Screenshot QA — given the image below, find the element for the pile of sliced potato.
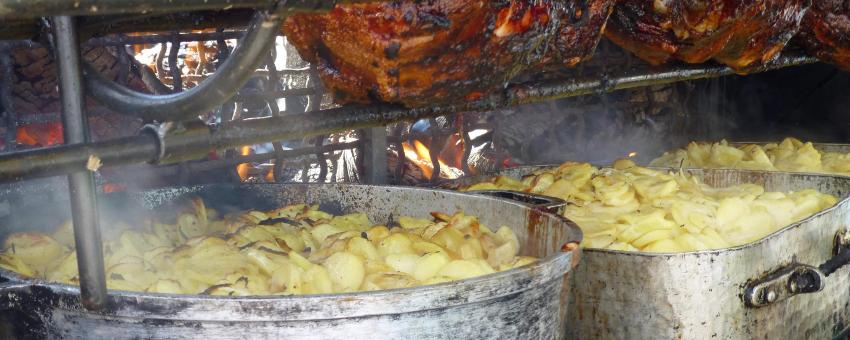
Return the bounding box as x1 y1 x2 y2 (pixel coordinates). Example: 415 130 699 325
0 198 534 295
465 160 838 252
650 137 850 174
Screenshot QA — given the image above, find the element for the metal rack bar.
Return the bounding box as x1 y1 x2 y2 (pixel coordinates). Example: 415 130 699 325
2 9 255 41
87 31 246 47
507 54 817 105
0 0 363 19
53 16 108 311
0 53 818 183
112 140 362 181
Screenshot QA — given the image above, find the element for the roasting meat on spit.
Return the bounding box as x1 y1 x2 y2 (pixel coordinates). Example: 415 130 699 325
604 0 809 71
283 0 615 107
650 137 850 174
798 0 850 71
0 200 534 295
463 160 836 252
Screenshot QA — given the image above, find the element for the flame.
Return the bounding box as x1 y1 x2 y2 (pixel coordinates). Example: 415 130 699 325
236 146 252 181
402 140 435 179
628 152 637 158
401 139 463 180
265 168 275 182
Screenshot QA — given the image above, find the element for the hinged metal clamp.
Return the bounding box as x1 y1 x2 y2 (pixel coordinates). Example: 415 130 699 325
744 229 850 308
141 121 213 165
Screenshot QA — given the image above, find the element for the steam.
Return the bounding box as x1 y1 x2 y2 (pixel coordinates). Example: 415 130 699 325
489 62 850 168
491 85 687 166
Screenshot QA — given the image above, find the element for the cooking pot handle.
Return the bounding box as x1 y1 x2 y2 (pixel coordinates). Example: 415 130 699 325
743 229 850 308
466 190 567 215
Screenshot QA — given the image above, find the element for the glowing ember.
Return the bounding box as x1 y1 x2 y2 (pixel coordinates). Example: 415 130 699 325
17 123 64 147
236 146 252 181
102 183 126 193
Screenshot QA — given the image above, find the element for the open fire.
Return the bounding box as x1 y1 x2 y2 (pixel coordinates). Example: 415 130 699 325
401 139 463 180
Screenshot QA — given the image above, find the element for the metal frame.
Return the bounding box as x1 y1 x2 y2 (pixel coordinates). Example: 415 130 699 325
0 0 374 312
0 52 817 183
53 15 108 310
0 0 823 315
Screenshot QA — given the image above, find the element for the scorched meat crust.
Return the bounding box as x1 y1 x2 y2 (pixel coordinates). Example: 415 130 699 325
798 0 850 71
604 0 809 71
284 0 615 107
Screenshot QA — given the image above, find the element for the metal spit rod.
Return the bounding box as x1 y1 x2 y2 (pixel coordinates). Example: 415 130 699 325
53 16 108 311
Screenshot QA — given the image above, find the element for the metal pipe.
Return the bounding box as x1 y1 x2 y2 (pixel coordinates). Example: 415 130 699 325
53 15 108 311
82 9 284 122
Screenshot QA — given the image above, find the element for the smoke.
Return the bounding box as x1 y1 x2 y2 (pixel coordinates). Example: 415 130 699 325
489 62 850 168
491 84 690 166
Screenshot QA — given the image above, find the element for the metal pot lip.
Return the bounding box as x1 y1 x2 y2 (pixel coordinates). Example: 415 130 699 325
0 183 579 319
0 254 574 319
458 165 850 257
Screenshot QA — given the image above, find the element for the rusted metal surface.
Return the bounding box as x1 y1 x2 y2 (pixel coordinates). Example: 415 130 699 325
0 183 581 339
453 166 850 339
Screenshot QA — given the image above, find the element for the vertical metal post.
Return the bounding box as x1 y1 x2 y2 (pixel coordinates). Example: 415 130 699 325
0 49 17 151
361 127 387 184
53 15 107 311
169 32 183 92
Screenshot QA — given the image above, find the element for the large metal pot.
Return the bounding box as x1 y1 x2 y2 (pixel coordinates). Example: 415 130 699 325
453 166 850 339
0 183 582 339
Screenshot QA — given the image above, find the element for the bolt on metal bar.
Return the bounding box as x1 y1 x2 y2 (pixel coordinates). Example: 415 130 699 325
53 15 108 311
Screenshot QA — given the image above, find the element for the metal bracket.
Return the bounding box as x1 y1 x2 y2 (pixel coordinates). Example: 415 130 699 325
744 229 850 308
